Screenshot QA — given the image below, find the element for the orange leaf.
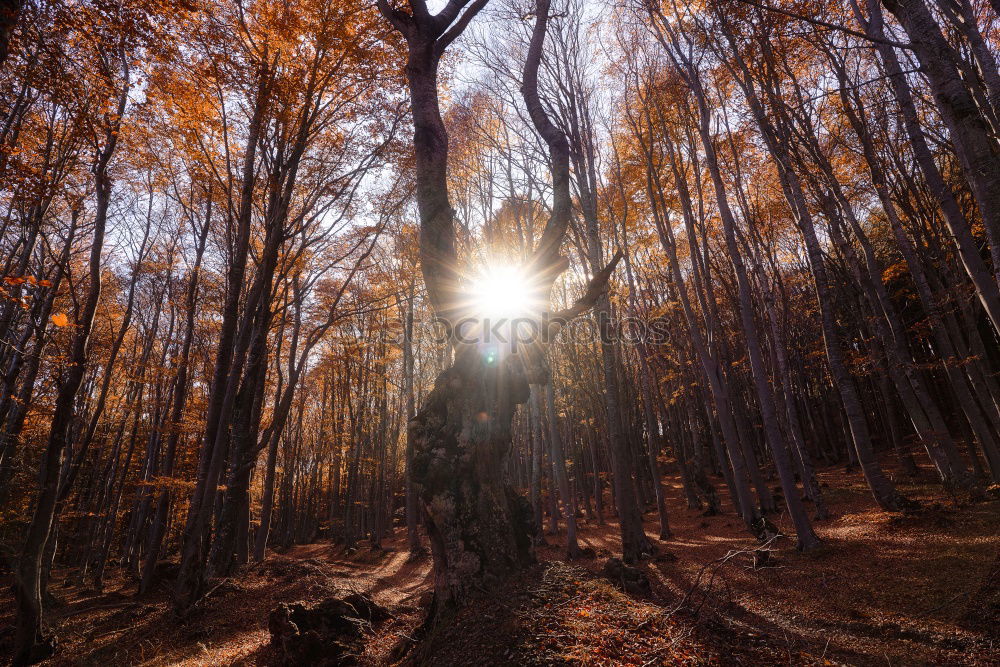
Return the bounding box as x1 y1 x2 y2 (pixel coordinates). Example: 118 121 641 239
51 313 69 327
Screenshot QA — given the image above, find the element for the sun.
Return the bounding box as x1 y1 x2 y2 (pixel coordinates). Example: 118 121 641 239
469 264 539 320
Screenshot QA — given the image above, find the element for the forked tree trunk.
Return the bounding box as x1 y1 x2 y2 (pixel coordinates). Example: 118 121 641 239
378 0 534 613
380 0 625 609
175 62 272 611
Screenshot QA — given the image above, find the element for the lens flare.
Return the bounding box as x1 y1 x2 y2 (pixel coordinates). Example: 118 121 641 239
470 264 537 320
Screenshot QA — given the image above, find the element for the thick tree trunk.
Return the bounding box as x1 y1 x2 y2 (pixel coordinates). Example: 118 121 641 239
379 0 610 610
409 347 534 613
0 0 22 64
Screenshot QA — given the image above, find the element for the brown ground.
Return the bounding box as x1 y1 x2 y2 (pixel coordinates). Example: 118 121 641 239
1 461 997 666
544 464 1000 666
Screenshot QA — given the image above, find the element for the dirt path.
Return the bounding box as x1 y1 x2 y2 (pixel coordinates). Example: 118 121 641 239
282 542 432 609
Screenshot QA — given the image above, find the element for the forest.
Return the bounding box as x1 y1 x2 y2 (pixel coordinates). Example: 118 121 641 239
0 0 998 663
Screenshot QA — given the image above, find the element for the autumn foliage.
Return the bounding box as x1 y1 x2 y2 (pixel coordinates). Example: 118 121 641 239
1 0 1000 664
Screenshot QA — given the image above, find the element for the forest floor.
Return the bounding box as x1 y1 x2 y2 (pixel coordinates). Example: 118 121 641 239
1 461 998 666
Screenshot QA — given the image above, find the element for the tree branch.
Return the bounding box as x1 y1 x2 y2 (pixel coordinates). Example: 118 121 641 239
549 250 623 323
376 0 413 34
437 0 490 55
521 0 573 285
727 0 911 49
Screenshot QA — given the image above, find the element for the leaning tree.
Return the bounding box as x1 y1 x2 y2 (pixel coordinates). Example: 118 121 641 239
376 0 622 614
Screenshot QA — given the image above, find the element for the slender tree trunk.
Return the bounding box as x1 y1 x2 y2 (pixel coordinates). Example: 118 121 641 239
13 176 110 664
544 380 580 556
718 36 904 510
883 0 1000 296
175 63 272 610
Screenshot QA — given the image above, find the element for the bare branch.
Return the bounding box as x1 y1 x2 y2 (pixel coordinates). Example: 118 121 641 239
549 250 624 323
437 0 491 54
727 0 911 49
521 0 573 282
